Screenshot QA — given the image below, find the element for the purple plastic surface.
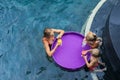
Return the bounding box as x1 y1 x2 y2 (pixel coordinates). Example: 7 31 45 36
52 32 91 70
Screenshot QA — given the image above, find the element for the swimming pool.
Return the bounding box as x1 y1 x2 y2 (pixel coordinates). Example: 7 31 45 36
0 0 100 80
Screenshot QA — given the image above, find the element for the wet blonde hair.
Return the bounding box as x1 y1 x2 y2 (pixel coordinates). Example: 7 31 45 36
86 31 97 41
90 48 100 57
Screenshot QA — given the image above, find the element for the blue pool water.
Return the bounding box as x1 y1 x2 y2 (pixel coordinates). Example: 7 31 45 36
0 0 100 80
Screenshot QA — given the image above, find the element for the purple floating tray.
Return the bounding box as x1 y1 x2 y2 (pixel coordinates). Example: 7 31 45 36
52 32 91 70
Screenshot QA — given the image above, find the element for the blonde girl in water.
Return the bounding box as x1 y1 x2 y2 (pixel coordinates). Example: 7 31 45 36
82 31 102 48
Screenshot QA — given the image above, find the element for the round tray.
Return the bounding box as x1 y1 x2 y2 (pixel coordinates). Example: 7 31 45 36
52 32 91 70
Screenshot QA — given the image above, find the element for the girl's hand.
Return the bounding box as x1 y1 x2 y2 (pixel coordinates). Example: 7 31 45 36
57 39 62 45
56 43 60 47
82 55 87 59
82 50 88 56
57 35 62 39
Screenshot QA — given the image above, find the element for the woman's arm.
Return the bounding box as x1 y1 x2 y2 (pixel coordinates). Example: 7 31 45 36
43 41 59 57
52 29 64 39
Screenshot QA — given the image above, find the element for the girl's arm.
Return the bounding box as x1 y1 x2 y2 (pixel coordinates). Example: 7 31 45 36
90 41 99 48
83 55 95 68
43 41 59 57
82 49 91 56
52 29 64 39
98 60 105 66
